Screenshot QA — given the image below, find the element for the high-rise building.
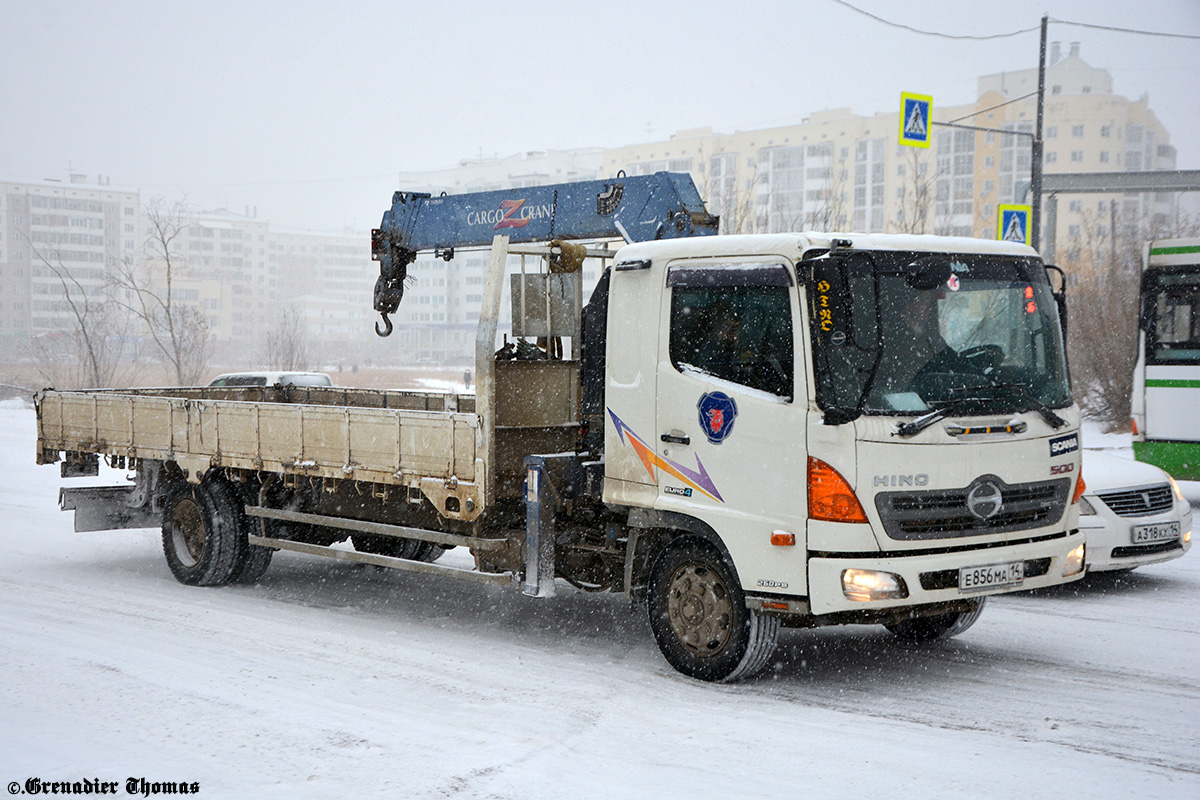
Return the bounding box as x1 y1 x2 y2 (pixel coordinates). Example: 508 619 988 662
603 44 1177 270
0 175 139 343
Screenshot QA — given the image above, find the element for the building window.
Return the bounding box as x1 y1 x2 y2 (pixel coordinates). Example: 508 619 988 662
1052 86 1062 95
1045 152 1058 164
1099 151 1110 163
1070 151 1084 163
1068 225 1081 238
1046 126 1058 139
1101 126 1111 138
1069 200 1082 212
1072 125 1084 137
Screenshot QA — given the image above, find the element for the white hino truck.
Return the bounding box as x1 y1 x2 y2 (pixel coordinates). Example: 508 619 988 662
36 174 1087 681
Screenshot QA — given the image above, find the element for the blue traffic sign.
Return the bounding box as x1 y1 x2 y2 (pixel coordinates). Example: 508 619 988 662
899 92 932 148
998 204 1032 245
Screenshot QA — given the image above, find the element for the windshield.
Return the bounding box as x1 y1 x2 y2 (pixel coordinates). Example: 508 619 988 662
1142 268 1200 364
808 251 1071 418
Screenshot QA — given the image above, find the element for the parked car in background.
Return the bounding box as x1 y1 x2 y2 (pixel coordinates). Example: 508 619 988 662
1079 450 1193 572
208 371 333 388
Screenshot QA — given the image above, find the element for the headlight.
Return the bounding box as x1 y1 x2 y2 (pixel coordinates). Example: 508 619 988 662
1077 497 1097 516
1168 475 1185 504
842 568 908 602
1062 543 1086 577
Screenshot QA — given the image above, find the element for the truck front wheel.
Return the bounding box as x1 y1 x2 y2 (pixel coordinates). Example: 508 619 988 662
162 482 242 586
647 540 779 682
885 598 986 643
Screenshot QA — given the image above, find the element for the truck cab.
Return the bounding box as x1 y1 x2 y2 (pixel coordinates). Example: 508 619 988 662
591 233 1085 675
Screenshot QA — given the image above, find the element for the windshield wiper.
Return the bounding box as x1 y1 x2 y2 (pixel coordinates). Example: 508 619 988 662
893 396 990 437
949 383 1068 429
894 407 952 437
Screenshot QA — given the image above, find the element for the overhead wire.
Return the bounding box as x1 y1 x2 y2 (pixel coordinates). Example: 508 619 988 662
1049 18 1200 41
828 0 1037 39
830 1 1200 42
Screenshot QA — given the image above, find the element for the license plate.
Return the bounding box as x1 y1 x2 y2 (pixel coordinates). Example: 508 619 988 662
1132 521 1180 544
959 561 1024 593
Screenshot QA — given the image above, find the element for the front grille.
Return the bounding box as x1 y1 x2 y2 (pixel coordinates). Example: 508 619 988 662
1111 541 1182 559
876 476 1071 540
1096 484 1174 517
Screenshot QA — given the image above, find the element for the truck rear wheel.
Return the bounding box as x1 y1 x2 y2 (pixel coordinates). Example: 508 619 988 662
885 598 986 642
162 482 242 586
647 539 779 682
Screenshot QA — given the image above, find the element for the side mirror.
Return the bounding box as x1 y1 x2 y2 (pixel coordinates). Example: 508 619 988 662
1044 265 1067 340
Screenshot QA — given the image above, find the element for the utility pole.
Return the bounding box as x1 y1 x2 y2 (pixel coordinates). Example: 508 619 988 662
1032 14 1048 250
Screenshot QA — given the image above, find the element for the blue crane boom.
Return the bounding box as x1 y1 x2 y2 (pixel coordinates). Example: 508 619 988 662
370 171 718 336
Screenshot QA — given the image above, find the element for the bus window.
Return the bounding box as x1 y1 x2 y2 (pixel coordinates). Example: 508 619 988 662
1146 271 1200 364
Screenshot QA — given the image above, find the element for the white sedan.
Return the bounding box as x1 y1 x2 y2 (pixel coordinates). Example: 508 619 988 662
1079 450 1193 572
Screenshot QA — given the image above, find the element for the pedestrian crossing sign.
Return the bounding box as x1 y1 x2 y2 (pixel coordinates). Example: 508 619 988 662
998 204 1032 245
899 92 932 148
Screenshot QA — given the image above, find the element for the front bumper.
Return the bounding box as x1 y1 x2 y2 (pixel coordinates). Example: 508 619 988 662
1080 502 1192 572
807 530 1086 615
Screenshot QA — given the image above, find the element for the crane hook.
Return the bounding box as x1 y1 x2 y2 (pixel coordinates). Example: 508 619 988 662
375 312 393 338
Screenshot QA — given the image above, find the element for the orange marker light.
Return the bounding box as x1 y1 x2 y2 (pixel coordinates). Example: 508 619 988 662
808 457 868 523
770 531 796 546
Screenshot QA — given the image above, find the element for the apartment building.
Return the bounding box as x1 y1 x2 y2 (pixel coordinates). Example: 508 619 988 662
603 44 1176 268
0 175 139 344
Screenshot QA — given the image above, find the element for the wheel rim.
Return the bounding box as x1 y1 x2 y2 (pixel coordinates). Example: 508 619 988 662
170 497 206 567
666 562 733 656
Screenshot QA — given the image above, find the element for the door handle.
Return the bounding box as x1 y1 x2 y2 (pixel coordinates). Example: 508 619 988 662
660 433 690 445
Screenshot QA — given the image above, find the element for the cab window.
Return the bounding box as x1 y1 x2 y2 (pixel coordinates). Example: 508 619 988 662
667 264 794 398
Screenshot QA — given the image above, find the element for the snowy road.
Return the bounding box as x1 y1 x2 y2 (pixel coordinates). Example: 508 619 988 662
1 403 1197 799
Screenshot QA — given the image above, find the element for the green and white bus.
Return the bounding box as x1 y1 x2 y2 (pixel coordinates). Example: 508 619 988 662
1132 238 1200 480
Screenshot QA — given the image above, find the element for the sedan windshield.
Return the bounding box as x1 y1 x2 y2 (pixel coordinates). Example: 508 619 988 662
808 251 1071 419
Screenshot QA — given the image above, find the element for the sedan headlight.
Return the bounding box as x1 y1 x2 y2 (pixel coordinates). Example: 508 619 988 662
1168 475 1186 504
1077 497 1097 516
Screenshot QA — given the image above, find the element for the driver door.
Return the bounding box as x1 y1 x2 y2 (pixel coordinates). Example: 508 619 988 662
653 259 808 591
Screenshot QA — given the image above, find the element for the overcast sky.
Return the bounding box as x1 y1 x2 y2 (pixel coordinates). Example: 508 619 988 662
2 0 1197 232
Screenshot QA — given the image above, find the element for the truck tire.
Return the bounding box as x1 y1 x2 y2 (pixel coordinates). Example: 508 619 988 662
885 598 986 643
202 479 275 584
161 482 242 586
647 539 780 682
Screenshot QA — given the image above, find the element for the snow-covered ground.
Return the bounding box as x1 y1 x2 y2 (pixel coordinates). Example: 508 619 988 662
1 401 1198 798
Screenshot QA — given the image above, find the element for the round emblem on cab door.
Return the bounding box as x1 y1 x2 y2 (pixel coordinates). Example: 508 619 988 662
966 480 1004 520
697 391 738 445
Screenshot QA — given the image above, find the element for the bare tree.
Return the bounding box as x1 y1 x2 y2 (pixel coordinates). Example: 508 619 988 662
1064 204 1200 428
890 149 937 234
266 305 309 370
20 233 141 389
110 198 211 385
804 155 851 232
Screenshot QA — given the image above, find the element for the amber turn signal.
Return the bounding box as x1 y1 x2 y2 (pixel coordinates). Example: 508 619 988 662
808 457 868 523
1071 473 1087 505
